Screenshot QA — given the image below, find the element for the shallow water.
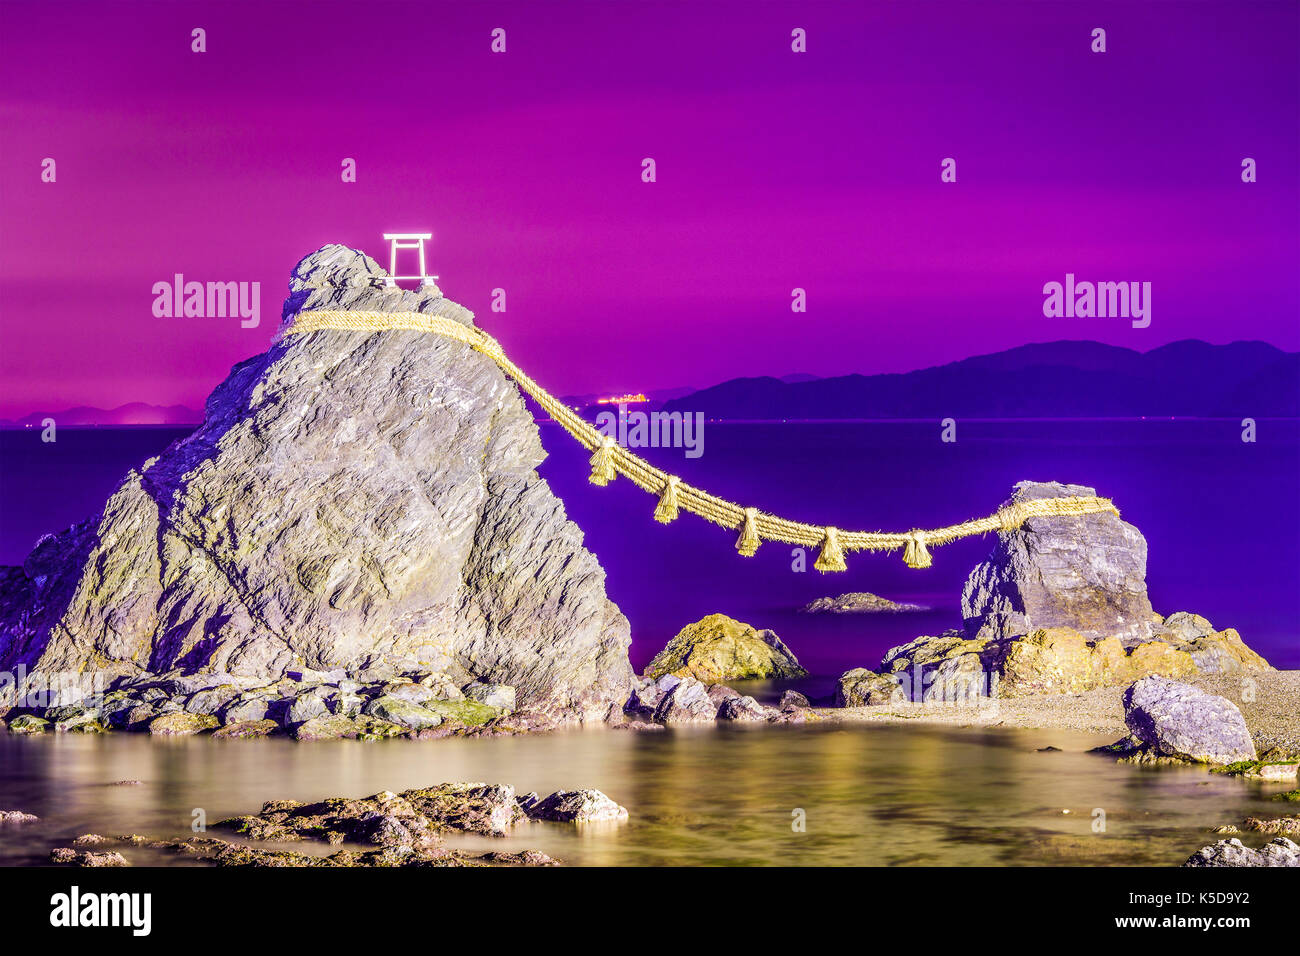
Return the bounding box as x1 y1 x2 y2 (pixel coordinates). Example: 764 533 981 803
0 723 1292 867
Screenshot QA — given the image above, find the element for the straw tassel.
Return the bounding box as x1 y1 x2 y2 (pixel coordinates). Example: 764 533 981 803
902 532 932 569
654 476 681 524
814 526 847 572
735 507 760 556
588 436 618 486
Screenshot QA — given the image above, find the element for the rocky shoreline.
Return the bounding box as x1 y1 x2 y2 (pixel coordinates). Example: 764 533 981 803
37 781 627 868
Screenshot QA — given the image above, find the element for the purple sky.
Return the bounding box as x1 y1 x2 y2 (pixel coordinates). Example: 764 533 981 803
1 0 1296 418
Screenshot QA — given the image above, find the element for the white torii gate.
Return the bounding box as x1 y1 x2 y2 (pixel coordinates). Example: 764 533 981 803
382 232 439 289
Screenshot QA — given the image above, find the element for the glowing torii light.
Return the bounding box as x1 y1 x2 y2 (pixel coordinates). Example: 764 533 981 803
381 232 439 289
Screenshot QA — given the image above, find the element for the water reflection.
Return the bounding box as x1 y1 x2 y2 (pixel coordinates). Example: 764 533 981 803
1 724 1290 867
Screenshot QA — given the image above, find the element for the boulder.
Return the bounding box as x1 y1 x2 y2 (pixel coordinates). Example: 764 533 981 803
527 789 628 823
645 613 807 683
961 481 1154 642
778 690 810 710
1122 676 1256 765
652 677 718 724
463 682 517 713
1184 837 1299 867
286 693 329 725
7 715 48 734
0 244 633 725
148 712 218 736
716 695 774 721
835 668 905 706
291 714 402 740
212 719 279 739
220 696 271 724
362 696 443 731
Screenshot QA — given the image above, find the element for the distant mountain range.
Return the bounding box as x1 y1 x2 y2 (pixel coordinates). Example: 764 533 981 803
663 340 1299 420
0 403 202 428
5 341 1296 427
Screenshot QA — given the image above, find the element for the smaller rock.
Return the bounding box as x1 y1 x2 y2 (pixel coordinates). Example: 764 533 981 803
221 696 271 724
185 685 241 716
0 810 39 823
1184 837 1299 867
1122 676 1256 765
49 848 130 867
778 690 810 710
148 712 219 736
801 592 927 614
527 789 629 824
835 669 904 707
463 682 516 713
286 693 329 725
72 833 112 846
6 714 49 735
212 719 279 739
652 677 718 724
362 695 444 731
716 695 774 722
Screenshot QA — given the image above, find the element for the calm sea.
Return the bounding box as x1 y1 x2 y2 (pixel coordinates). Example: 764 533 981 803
1 420 1296 685
0 420 1296 866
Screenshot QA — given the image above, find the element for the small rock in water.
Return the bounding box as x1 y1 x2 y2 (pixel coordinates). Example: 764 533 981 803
1184 837 1299 867
800 592 927 614
0 810 39 823
49 848 131 867
527 789 628 824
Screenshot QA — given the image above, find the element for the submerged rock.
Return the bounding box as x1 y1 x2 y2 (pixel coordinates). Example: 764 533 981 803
49 848 130 867
645 613 807 683
1121 676 1256 765
800 592 927 614
1184 837 1299 867
0 244 633 726
527 789 628 823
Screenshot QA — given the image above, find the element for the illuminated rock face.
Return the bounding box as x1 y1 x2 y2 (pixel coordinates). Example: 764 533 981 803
961 481 1155 644
0 245 633 724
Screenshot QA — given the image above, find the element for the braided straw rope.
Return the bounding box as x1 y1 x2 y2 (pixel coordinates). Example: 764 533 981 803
282 309 1120 571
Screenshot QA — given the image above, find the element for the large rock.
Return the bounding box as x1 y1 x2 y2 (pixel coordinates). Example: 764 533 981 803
645 613 807 683
0 245 634 725
1122 676 1256 765
961 481 1153 642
